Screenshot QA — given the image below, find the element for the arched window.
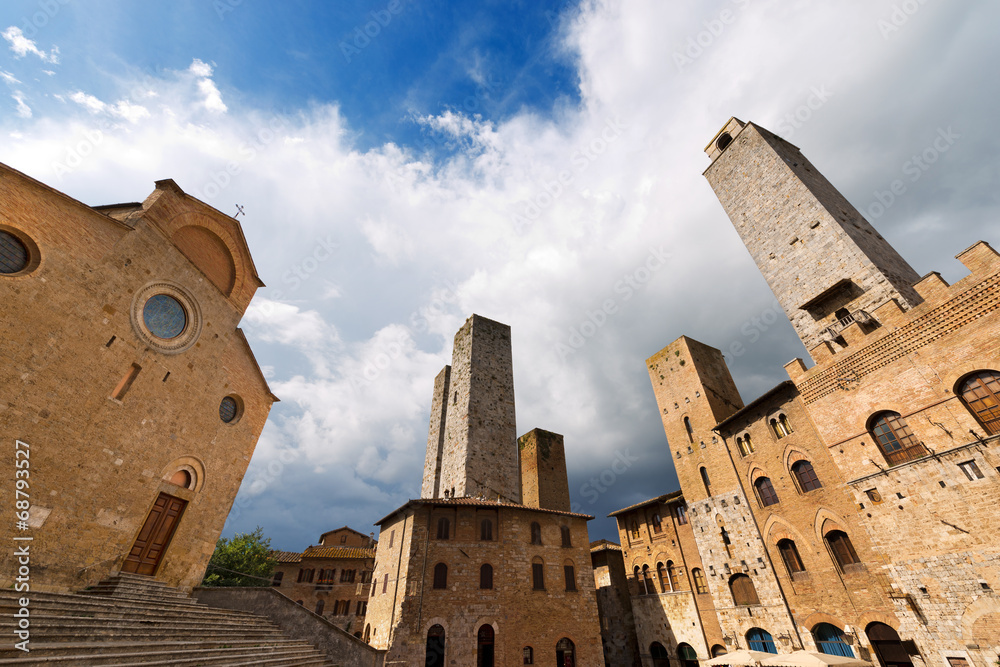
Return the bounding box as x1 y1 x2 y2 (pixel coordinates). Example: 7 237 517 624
712 645 728 657
314 600 324 615
678 643 699 667
532 557 545 590
813 623 853 657
629 521 640 539
481 519 493 541
779 414 792 435
957 370 1000 435
675 504 688 525
433 563 448 589
530 522 542 545
480 563 493 590
436 517 450 540
826 531 861 570
522 646 534 665
737 436 750 457
754 477 780 506
684 416 695 442
651 642 670 667
650 513 662 534
692 567 708 594
426 625 445 667
869 411 926 465
561 525 572 547
729 573 760 606
700 467 711 496
364 624 371 643
866 623 913 667
778 539 805 574
640 564 653 595
656 562 668 591
791 460 822 492
667 560 680 591
746 628 777 654
271 571 283 586
477 624 495 667
556 638 575 666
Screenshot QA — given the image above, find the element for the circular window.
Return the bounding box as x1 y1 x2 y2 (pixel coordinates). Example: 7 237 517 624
131 281 202 354
0 231 29 274
219 396 240 423
143 294 187 339
717 132 733 151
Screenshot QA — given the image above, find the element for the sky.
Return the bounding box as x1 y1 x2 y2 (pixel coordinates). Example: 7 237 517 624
2 0 998 550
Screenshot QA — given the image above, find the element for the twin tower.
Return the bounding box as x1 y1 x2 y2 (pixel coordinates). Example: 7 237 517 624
420 314 571 512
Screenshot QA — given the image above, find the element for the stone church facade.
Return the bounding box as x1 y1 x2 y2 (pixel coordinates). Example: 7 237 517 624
0 162 276 593
610 119 1000 667
365 314 603 666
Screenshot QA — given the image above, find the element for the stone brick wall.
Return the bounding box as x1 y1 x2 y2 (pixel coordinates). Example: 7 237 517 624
421 365 451 498
519 428 571 512
438 315 519 502
704 122 921 353
370 501 603 666
592 544 643 666
0 164 274 593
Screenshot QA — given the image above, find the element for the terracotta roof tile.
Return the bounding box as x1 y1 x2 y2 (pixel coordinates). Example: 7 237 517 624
302 546 376 560
271 551 302 563
607 490 683 517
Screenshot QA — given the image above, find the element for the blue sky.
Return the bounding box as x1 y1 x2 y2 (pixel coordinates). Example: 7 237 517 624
3 1 999 552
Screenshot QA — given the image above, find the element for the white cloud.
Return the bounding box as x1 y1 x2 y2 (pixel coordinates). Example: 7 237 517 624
2 26 59 63
0 70 20 85
69 91 105 113
12 92 30 118
188 59 214 78
109 100 150 123
189 59 227 113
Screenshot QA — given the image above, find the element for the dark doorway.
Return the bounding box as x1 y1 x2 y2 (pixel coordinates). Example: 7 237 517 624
651 641 670 667
477 624 495 667
121 492 187 576
426 624 445 667
866 623 913 667
556 637 575 667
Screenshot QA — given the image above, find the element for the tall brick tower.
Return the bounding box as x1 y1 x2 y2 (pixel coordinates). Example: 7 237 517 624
420 314 519 502
703 118 922 355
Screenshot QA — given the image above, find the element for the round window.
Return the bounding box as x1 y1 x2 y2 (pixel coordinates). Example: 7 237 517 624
142 294 187 339
219 396 240 423
0 230 29 274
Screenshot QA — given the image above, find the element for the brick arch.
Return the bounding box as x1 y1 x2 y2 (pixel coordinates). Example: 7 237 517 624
782 445 811 471
172 225 236 296
423 617 450 637
813 508 848 544
960 595 1000 641
947 365 1000 397
747 466 769 486
801 611 849 633
762 515 811 548
857 612 900 634
164 211 248 301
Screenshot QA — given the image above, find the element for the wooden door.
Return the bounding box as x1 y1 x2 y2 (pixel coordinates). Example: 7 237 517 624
121 492 187 576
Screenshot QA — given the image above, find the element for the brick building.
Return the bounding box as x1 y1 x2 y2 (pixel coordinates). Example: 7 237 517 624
0 162 276 592
365 314 603 666
270 526 376 636
610 119 1000 667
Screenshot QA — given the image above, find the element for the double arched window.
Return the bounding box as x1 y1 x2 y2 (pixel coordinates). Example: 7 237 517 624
657 562 668 592
736 433 755 457
692 567 708 594
868 412 926 465
770 414 792 438
650 513 662 534
957 370 1000 435
791 460 822 492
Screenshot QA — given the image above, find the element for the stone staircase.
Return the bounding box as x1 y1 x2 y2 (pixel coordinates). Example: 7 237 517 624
0 572 336 666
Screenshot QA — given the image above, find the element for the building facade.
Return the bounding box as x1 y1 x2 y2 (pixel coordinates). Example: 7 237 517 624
366 314 603 666
0 163 275 593
611 119 1000 667
271 526 376 636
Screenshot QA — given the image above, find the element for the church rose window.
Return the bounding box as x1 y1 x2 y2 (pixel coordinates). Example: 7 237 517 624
219 396 239 423
0 230 29 273
143 294 187 339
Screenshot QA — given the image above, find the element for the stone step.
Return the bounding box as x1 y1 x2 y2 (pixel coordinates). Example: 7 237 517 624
0 624 288 643
0 643 332 667
0 614 278 632
81 584 191 599
0 638 309 659
0 591 258 619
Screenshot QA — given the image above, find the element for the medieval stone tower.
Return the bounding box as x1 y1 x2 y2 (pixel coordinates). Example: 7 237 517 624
420 314 520 502
703 117 923 354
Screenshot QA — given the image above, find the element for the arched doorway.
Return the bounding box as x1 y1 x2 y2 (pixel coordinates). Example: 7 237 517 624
651 641 670 667
813 623 853 657
866 623 913 667
711 645 728 657
426 624 445 667
477 624 495 667
678 643 699 667
556 637 575 667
